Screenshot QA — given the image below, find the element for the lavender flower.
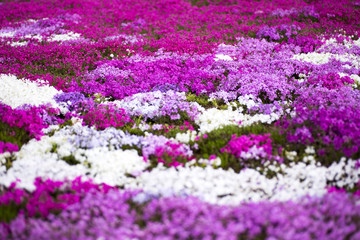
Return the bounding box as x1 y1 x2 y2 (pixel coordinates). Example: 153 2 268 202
54 92 87 112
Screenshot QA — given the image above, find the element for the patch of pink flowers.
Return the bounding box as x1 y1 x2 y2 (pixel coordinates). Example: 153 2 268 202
154 141 194 167
81 103 133 130
0 177 115 219
307 73 354 90
221 134 274 160
0 103 61 140
0 142 19 154
142 134 193 167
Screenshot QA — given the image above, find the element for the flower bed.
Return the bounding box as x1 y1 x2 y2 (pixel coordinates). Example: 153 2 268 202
1 0 360 239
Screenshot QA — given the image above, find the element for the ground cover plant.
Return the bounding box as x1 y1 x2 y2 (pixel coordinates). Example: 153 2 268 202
1 0 360 239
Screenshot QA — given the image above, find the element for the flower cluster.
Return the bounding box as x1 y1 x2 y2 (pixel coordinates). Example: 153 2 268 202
116 90 203 121
221 134 274 161
307 72 354 89
54 92 87 112
1 180 360 240
142 134 193 167
80 103 133 130
0 103 59 140
0 177 114 221
0 74 63 110
1 0 360 238
279 87 360 160
256 24 300 42
0 142 18 154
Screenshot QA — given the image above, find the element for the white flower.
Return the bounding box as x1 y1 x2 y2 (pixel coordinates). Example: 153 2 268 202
214 54 233 61
49 32 81 42
175 130 198 143
0 74 63 109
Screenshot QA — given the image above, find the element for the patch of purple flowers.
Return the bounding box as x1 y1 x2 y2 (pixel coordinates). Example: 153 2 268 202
1 180 360 240
54 92 87 112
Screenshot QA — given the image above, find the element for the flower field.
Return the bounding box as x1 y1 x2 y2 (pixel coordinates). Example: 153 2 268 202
1 0 360 239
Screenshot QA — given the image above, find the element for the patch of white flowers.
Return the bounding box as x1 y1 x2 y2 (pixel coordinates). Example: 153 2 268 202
0 153 88 191
126 157 360 205
214 54 233 61
48 32 82 42
0 74 65 110
196 106 281 133
0 31 15 38
0 124 149 190
294 52 360 68
1 122 359 204
293 36 360 68
10 41 28 47
175 130 198 143
339 72 360 88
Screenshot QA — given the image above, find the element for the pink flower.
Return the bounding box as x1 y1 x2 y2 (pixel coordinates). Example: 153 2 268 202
209 155 217 160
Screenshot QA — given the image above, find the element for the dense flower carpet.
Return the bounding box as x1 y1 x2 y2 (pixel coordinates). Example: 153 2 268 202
1 0 360 239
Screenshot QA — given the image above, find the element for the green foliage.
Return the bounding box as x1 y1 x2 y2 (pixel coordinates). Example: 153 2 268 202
123 127 146 136
142 44 159 53
52 144 92 167
93 93 109 104
126 199 148 229
58 119 74 128
190 124 269 170
146 124 192 139
50 143 58 153
121 144 143 156
0 121 31 170
188 123 311 173
189 0 210 7
2 155 17 171
186 93 212 108
186 93 229 110
0 122 30 150
60 154 92 168
121 117 146 136
24 61 76 80
61 155 80 165
0 201 23 223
